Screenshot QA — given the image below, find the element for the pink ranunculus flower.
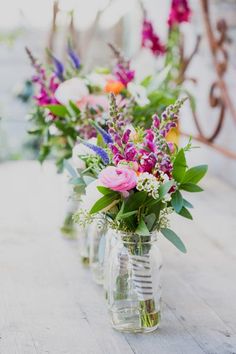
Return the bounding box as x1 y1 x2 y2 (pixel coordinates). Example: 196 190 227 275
99 166 137 193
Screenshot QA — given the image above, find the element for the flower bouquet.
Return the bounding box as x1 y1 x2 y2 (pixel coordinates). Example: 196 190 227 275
73 94 207 332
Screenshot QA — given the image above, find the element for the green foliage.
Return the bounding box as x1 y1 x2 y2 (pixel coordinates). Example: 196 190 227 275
161 228 187 253
180 183 203 193
158 180 175 199
171 190 183 213
178 206 193 220
173 148 187 182
135 218 150 236
183 165 208 184
46 104 70 117
90 192 120 214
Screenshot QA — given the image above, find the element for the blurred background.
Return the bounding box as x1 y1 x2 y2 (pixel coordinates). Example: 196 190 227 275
0 0 236 185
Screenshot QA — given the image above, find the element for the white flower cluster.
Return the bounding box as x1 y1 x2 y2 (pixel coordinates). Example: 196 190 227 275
159 207 173 229
136 173 160 199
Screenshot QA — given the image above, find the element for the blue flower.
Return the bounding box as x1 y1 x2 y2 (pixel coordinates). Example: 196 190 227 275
52 56 64 81
91 122 113 144
68 44 80 70
82 141 109 165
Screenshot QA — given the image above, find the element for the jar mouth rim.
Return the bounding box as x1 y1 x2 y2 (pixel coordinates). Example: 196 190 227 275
110 229 158 243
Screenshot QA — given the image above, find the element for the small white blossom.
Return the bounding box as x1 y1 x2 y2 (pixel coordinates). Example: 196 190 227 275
137 173 160 199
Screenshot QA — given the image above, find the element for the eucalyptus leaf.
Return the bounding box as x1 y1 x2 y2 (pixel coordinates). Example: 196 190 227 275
161 228 187 253
171 190 183 213
178 206 193 220
183 198 194 209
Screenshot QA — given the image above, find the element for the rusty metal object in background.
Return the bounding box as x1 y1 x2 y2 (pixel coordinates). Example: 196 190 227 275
182 0 236 159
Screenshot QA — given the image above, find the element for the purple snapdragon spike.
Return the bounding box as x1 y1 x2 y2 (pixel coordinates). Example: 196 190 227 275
168 0 191 27
109 144 120 155
52 55 64 81
142 18 166 56
152 114 160 129
68 44 80 70
113 153 125 165
139 152 157 173
122 129 131 144
82 141 109 164
91 121 113 144
124 144 137 161
114 63 135 87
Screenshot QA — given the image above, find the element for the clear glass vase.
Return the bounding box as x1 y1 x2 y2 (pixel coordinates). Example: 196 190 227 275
103 229 117 298
78 224 90 266
107 231 162 333
88 218 107 284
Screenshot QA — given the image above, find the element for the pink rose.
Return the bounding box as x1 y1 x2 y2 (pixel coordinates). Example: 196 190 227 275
99 166 137 193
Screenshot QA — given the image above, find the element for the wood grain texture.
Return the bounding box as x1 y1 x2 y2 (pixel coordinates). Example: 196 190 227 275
0 161 236 354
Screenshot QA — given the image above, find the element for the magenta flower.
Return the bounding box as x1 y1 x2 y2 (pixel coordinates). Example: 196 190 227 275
168 0 191 27
99 166 137 192
141 18 166 56
114 63 135 87
139 152 157 173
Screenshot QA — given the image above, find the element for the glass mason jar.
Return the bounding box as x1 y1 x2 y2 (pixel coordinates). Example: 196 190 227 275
78 224 90 265
88 218 107 284
107 231 162 333
103 229 117 298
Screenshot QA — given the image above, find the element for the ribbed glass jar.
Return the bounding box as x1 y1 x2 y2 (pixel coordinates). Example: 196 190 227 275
107 231 162 333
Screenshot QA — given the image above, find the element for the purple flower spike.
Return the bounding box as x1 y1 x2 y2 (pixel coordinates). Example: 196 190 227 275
68 44 80 70
92 122 113 144
122 129 131 144
153 114 160 129
168 0 191 27
109 144 120 155
52 55 64 81
82 141 109 164
113 153 125 165
115 63 135 87
124 144 137 161
142 18 166 57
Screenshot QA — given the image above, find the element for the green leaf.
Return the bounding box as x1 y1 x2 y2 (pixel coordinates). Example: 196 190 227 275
161 228 187 253
69 177 84 185
178 206 193 220
141 75 152 88
97 186 114 195
119 211 138 219
46 104 69 117
69 100 81 115
173 148 187 182
171 190 183 213
183 199 193 209
135 219 150 236
90 193 120 214
159 180 175 199
180 183 203 193
124 191 147 212
145 213 156 231
64 160 78 178
183 165 208 184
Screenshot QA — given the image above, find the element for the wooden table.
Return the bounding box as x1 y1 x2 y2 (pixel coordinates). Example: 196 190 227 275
0 161 236 354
